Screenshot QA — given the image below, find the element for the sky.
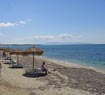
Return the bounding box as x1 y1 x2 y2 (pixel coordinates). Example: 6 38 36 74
0 0 105 44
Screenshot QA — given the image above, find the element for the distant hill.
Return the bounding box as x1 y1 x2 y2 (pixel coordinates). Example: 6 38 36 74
0 42 93 46
42 42 92 45
0 44 41 46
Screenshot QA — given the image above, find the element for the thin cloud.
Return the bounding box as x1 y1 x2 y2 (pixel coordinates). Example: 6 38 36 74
0 19 32 28
4 34 79 44
21 34 74 44
58 34 73 39
18 19 32 25
19 21 26 24
0 32 3 36
0 22 15 28
27 19 32 22
32 34 73 41
33 35 54 40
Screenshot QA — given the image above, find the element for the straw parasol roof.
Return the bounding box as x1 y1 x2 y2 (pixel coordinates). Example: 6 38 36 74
24 47 43 55
4 48 14 52
10 49 24 55
0 48 13 52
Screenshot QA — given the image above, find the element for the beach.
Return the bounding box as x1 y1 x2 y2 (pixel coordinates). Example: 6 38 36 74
0 56 105 95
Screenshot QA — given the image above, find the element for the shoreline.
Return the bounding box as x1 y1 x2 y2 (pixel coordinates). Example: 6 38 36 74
36 56 105 74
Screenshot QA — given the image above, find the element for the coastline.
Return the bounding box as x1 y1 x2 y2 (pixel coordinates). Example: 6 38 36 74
37 56 105 74
0 56 105 95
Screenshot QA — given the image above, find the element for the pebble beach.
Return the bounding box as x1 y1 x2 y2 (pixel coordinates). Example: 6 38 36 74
0 56 105 95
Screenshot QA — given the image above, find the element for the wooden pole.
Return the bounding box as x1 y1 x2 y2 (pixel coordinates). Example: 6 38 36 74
33 52 34 74
17 54 19 64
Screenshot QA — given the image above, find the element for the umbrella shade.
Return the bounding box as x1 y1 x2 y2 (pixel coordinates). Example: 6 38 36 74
10 49 24 64
24 46 44 73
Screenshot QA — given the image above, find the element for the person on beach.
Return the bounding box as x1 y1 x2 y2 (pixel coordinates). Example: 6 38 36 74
40 62 48 75
0 63 2 77
3 51 6 58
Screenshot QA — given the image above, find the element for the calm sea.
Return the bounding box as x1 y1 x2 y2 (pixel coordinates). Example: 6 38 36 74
2 44 105 70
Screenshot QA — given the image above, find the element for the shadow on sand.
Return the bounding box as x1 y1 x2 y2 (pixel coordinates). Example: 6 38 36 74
22 73 47 78
8 67 23 69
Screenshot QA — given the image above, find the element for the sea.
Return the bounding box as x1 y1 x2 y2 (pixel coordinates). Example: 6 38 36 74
1 44 105 70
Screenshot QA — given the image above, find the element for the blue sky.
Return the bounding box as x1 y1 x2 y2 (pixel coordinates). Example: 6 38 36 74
0 0 105 44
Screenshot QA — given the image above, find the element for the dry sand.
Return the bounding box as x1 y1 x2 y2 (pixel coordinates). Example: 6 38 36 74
0 56 105 95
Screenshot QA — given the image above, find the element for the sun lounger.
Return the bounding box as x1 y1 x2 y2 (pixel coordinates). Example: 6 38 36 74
4 58 16 64
4 57 11 60
23 65 47 75
9 63 23 68
23 65 33 74
8 59 23 68
34 68 47 74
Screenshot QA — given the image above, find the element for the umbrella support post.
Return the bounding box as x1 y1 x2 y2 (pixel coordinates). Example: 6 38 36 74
33 52 34 74
17 54 19 65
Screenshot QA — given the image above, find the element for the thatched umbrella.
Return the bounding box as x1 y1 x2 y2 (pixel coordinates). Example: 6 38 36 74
10 49 24 65
24 46 44 73
4 48 14 57
0 48 6 51
0 48 6 58
0 48 13 58
3 48 13 52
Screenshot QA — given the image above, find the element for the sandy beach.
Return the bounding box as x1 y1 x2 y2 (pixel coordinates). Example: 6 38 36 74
0 56 105 95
